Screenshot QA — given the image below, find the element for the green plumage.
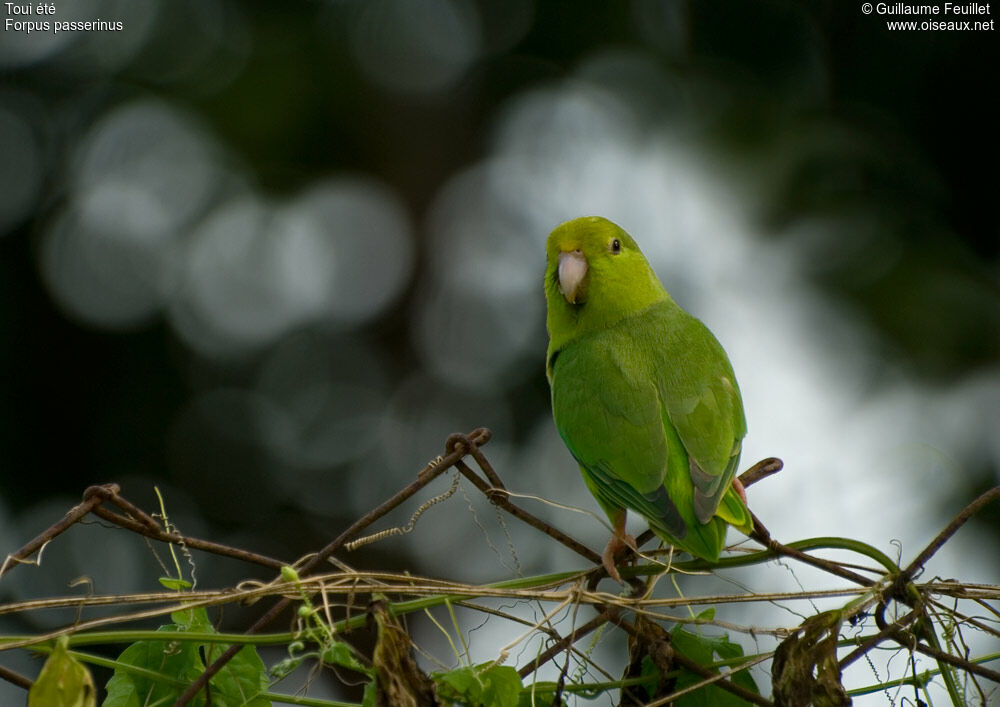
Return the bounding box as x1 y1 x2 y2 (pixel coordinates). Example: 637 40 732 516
545 216 753 563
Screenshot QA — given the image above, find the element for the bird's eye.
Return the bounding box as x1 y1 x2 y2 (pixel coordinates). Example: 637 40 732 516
610 238 621 254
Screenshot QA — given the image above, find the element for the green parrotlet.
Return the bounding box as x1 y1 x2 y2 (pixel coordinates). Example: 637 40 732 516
544 216 753 582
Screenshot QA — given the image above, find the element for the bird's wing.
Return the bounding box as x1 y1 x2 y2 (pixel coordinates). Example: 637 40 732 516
649 303 746 523
550 331 687 540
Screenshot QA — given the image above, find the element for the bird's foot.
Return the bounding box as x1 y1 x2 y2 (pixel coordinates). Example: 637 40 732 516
601 532 637 584
732 476 747 504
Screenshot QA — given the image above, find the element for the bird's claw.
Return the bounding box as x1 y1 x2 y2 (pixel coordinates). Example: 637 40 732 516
732 477 747 504
601 532 637 584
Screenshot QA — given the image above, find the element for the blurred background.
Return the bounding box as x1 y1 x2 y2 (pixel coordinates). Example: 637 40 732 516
1 0 998 703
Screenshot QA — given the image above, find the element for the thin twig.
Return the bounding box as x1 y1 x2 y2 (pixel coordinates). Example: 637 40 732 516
92 485 163 531
838 609 920 670
0 663 32 690
172 428 491 706
899 486 1000 588
518 608 617 679
886 626 1000 684
3 435 997 705
344 472 461 551
0 485 115 579
452 457 602 565
89 505 287 570
926 597 1000 641
738 457 784 488
749 512 877 588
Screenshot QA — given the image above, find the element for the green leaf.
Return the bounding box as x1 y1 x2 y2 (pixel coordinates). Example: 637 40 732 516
268 655 305 682
29 637 97 707
669 625 759 707
104 606 271 707
103 624 205 707
361 679 378 707
434 663 523 707
639 655 660 700
436 665 479 701
170 605 212 632
321 641 372 676
480 665 522 707
205 642 271 707
158 577 192 591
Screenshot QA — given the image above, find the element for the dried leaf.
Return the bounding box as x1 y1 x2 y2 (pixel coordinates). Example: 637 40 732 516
371 599 440 707
772 610 850 707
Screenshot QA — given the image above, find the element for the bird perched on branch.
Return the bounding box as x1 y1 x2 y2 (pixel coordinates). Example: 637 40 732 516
544 216 752 582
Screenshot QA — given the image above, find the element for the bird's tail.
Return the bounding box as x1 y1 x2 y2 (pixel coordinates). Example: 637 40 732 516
651 486 753 563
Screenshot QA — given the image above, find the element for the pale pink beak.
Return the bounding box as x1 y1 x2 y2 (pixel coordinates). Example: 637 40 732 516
558 250 588 304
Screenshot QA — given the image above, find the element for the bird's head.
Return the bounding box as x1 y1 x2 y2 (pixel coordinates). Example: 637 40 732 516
544 216 668 351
